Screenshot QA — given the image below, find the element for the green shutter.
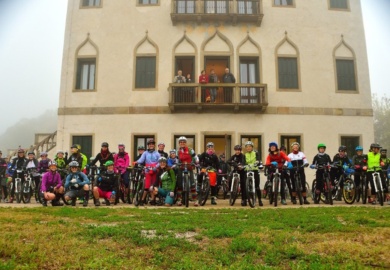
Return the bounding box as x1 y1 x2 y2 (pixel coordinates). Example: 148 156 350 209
330 0 348 9
278 57 298 89
136 57 156 88
336 59 356 90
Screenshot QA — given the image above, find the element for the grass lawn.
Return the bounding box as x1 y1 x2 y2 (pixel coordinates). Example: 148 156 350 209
0 206 389 269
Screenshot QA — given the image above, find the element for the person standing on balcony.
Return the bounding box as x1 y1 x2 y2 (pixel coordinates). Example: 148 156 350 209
208 69 219 103
173 70 186 103
185 73 194 102
199 70 209 102
222 67 235 103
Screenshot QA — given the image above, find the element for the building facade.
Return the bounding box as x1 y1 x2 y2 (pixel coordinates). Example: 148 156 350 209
57 0 374 162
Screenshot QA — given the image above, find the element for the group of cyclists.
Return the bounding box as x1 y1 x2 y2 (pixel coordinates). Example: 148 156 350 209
0 137 389 207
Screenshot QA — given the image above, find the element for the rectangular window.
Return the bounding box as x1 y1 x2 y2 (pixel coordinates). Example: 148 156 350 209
330 0 348 9
138 0 158 4
241 135 262 160
278 57 298 89
237 0 258 14
336 59 356 91
176 0 195 13
76 58 96 90
174 135 196 151
72 135 93 164
135 57 156 88
134 135 155 161
280 135 301 152
274 0 293 6
341 136 360 159
240 58 259 103
205 0 228 14
81 0 101 7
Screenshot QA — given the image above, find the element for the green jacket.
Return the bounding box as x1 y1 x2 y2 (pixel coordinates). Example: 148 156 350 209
245 151 260 171
159 168 176 191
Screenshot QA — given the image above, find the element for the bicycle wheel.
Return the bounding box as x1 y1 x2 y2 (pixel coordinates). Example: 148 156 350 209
246 176 256 208
198 177 210 206
129 179 137 204
375 176 384 206
36 181 43 204
134 176 144 206
355 180 361 203
296 177 303 205
273 176 279 207
229 177 239 206
222 181 228 200
21 181 31 204
325 177 333 205
342 178 356 204
183 174 189 208
362 176 368 204
311 179 317 202
15 181 22 203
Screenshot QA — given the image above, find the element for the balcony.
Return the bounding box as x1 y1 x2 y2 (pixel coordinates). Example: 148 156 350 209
171 0 263 26
168 83 268 113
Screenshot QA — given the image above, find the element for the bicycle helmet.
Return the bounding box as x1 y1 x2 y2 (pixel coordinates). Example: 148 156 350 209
69 161 79 168
27 151 35 156
269 142 278 148
291 142 300 148
17 148 25 154
245 141 254 147
370 143 381 149
234 145 242 150
280 145 286 151
178 136 187 142
101 142 109 147
169 149 176 154
317 143 326 150
206 142 214 148
380 148 387 153
57 150 64 155
118 143 125 149
158 142 165 146
158 157 167 163
71 144 81 150
147 139 155 145
137 145 145 150
48 161 57 167
355 146 363 151
338 145 347 152
40 152 48 157
104 160 114 167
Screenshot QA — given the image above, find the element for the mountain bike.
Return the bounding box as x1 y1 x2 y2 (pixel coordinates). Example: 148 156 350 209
115 166 131 204
129 165 143 204
289 162 309 205
134 165 145 206
267 164 283 207
313 164 333 205
22 169 36 203
198 166 212 206
342 167 356 204
14 169 24 203
218 173 229 199
246 163 260 208
177 162 195 208
371 166 387 206
58 169 71 205
227 162 242 206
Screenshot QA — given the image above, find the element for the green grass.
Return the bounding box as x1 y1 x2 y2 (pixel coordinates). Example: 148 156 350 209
0 207 389 269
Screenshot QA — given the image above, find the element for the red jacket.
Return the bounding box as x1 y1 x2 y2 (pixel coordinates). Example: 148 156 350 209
265 151 290 169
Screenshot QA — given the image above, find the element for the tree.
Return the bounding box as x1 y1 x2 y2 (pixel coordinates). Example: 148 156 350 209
373 94 390 150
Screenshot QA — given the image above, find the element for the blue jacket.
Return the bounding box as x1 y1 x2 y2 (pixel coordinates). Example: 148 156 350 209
65 171 90 189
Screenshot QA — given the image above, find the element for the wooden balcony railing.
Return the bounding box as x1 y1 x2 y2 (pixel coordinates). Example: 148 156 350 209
171 0 263 26
168 83 268 113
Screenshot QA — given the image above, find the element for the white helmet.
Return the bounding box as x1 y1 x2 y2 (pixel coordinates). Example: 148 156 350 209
178 136 187 142
245 141 254 147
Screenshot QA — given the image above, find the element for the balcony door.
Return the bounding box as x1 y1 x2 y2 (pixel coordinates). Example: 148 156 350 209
240 58 259 103
204 135 231 158
205 57 229 103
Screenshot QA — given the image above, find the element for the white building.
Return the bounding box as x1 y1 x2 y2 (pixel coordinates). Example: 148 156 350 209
57 0 374 161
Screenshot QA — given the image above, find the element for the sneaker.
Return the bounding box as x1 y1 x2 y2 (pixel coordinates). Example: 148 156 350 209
71 198 76 206
194 201 199 207
292 198 297 205
368 197 373 203
51 200 63 207
281 199 287 205
149 200 156 206
259 200 263 207
104 199 110 206
94 199 100 206
372 200 376 205
211 197 217 205
241 200 247 207
304 199 310 205
83 200 88 207
176 200 182 206
7 197 13 203
42 200 47 207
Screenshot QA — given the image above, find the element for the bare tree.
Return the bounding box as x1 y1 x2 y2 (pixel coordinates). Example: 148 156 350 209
373 94 390 150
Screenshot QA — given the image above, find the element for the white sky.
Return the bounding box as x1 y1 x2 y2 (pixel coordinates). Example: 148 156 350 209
0 0 389 135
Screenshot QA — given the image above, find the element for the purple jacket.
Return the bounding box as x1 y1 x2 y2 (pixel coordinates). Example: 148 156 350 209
41 171 62 192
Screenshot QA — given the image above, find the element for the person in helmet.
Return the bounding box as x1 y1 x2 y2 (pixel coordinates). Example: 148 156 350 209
7 148 27 203
330 145 352 196
175 136 199 206
54 150 68 180
167 149 178 169
158 142 168 158
153 157 176 206
40 161 64 207
38 152 51 174
352 146 367 193
136 146 146 164
310 143 332 204
198 142 221 205
288 142 310 204
0 151 8 202
135 139 160 206
228 145 247 206
114 143 130 202
93 160 118 206
64 161 90 207
265 142 291 205
366 143 389 204
67 144 87 170
380 148 390 172
90 142 114 169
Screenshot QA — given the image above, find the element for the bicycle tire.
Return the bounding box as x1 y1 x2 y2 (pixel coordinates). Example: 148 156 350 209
375 176 384 206
183 174 189 208
21 181 31 204
36 181 43 204
246 176 256 208
355 179 361 203
229 177 239 206
222 182 228 200
15 181 22 203
134 176 144 206
129 179 137 204
263 180 269 199
342 178 356 204
273 175 279 207
325 177 333 205
311 179 317 202
198 176 210 206
296 176 303 205
119 182 126 203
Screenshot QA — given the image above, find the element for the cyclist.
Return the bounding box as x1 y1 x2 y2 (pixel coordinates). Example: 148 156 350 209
176 136 199 206
287 142 310 204
114 143 130 202
136 146 146 163
54 150 68 180
90 142 114 169
279 144 292 202
365 143 389 205
330 145 352 195
158 142 168 158
40 161 64 207
227 145 247 206
38 152 51 174
167 149 178 168
64 161 90 207
265 142 291 205
136 139 160 206
310 143 332 204
198 142 221 205
352 146 367 195
67 144 87 170
246 141 265 206
93 160 117 206
380 148 390 172
154 157 176 206
8 148 27 203
0 151 7 202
